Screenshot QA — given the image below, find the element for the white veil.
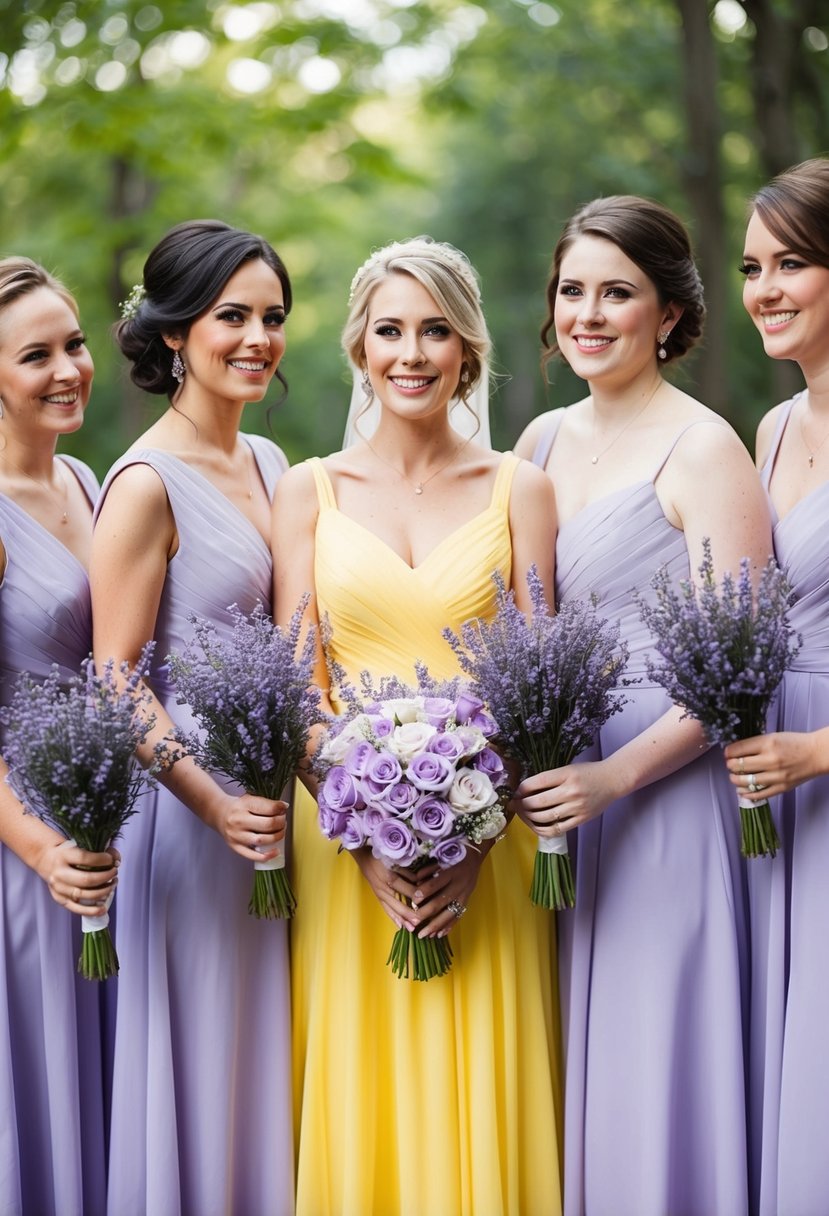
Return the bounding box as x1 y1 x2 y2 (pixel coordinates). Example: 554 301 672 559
342 360 493 449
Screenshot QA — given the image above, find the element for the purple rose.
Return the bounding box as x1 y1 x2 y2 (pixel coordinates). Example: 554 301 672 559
376 781 420 819
372 818 418 867
473 747 506 784
340 813 366 851
455 691 484 724
407 751 455 794
362 806 391 835
426 731 465 763
469 709 498 737
317 799 351 840
321 766 360 811
369 715 394 739
411 796 455 840
344 740 377 778
362 750 403 796
421 697 457 729
432 835 468 867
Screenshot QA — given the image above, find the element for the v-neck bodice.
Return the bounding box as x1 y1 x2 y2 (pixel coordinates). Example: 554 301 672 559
308 453 518 686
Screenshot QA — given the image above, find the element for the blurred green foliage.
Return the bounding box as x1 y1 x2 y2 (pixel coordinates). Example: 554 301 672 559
1 0 826 475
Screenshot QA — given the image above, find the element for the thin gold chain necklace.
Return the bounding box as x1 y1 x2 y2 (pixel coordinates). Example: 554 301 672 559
2 459 70 523
589 379 662 465
364 434 472 495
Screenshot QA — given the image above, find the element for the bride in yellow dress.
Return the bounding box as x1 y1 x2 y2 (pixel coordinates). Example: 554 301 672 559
272 237 563 1216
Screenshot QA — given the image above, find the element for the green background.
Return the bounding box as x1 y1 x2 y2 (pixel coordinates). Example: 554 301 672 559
1 0 826 473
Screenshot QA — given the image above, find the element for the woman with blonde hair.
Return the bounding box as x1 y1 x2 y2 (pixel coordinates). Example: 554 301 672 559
274 236 563 1216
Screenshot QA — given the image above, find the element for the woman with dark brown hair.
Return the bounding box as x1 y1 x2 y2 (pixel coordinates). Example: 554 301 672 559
514 196 772 1216
725 157 829 1216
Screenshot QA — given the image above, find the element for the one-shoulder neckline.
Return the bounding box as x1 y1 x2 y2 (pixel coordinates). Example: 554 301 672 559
312 453 515 572
118 436 272 554
0 454 95 576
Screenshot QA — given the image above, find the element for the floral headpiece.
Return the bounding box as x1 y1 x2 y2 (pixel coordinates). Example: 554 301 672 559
120 282 146 320
348 237 481 304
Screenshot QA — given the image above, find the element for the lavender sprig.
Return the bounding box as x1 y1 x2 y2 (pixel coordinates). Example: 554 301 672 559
444 568 629 909
167 600 324 918
0 644 166 979
637 538 800 858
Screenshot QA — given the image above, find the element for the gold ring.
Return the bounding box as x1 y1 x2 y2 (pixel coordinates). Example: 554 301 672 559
738 757 745 775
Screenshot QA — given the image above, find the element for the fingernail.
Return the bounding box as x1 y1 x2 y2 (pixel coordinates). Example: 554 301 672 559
414 889 423 901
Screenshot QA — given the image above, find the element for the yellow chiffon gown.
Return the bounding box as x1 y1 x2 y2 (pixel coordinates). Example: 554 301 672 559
292 454 563 1216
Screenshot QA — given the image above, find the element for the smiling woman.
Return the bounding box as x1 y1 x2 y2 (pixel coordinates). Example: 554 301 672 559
90 220 295 1216
724 157 829 1216
0 257 113 1216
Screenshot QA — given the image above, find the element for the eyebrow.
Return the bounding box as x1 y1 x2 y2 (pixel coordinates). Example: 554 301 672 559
559 277 639 289
213 300 285 313
15 329 84 355
741 248 798 261
372 315 449 324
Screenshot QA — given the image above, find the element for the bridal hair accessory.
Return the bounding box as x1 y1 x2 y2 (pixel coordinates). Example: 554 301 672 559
348 237 482 305
657 331 670 360
171 350 186 383
120 283 146 320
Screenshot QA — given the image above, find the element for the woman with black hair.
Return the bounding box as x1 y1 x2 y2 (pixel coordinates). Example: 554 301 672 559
91 220 294 1216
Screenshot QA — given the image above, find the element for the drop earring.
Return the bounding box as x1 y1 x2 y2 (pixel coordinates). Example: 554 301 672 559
171 350 186 383
362 369 374 401
0 397 4 419
657 332 670 361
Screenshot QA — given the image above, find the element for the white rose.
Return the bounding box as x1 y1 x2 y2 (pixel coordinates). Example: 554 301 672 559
320 714 374 765
453 724 487 759
387 721 437 763
380 696 425 724
448 768 496 814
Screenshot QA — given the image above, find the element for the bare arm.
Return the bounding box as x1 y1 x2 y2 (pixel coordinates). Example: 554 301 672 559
516 421 774 835
91 463 284 860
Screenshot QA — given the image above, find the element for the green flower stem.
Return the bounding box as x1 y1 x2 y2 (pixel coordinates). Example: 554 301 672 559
530 851 575 911
248 868 297 919
78 926 119 981
739 798 780 859
386 926 453 981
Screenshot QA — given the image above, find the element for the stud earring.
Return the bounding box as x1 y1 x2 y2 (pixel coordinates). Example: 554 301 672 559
171 350 186 383
657 332 670 361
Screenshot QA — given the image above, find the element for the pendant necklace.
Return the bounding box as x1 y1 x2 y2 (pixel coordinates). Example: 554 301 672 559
590 379 662 465
365 435 473 495
3 459 70 523
798 395 829 468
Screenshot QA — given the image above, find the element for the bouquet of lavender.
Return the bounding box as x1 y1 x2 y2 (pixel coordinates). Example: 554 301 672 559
167 600 322 919
638 539 799 858
444 569 628 910
0 647 166 979
314 667 510 980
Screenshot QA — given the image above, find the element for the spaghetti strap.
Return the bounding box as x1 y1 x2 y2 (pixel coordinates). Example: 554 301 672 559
58 454 99 507
490 452 519 513
531 409 567 469
307 456 337 510
651 418 730 483
760 393 800 490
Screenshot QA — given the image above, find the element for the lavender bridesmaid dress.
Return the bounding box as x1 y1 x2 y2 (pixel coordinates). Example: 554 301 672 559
534 412 752 1216
98 436 293 1216
0 457 106 1216
755 394 829 1216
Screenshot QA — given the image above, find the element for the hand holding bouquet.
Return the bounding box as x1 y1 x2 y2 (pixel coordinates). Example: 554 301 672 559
168 600 323 919
0 646 167 979
444 569 628 910
638 539 799 858
314 668 509 980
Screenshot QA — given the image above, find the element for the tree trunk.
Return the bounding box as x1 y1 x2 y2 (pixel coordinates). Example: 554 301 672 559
674 0 729 416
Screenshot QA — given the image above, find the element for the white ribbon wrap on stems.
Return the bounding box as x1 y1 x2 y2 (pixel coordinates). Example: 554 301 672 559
738 793 765 811
255 838 286 872
64 837 116 933
537 833 569 857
